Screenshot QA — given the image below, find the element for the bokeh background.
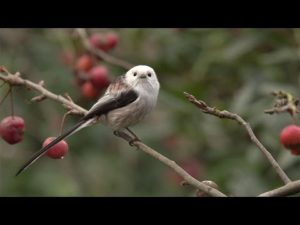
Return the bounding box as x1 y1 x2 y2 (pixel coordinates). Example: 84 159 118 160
1 28 300 196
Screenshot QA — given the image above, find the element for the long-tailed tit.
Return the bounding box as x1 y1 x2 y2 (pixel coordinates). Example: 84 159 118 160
16 65 160 176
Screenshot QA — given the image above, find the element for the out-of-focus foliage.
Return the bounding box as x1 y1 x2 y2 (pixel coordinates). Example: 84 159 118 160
1 28 300 196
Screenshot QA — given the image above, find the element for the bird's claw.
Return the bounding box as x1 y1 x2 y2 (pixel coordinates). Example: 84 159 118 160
129 137 140 146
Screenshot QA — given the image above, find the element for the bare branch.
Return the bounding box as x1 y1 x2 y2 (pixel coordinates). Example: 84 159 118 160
259 180 300 197
264 105 290 114
76 28 134 70
116 130 227 197
184 92 292 185
0 70 87 115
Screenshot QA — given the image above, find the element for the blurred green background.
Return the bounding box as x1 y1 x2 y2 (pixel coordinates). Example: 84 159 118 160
1 28 300 196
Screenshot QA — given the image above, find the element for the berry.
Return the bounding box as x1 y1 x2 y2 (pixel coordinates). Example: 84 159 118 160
0 116 25 144
88 66 110 89
105 32 119 49
291 149 300 155
81 82 100 99
280 125 300 151
75 54 94 72
43 137 69 159
89 33 110 51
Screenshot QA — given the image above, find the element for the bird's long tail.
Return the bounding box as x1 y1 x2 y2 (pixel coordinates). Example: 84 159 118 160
15 118 94 176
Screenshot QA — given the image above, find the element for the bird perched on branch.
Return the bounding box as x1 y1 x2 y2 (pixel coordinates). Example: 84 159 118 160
16 65 160 176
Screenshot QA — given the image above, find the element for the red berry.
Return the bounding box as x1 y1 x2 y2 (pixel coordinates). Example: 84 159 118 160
105 32 119 49
88 66 110 89
75 54 94 72
89 33 110 51
280 125 300 151
0 116 25 144
81 82 100 99
291 149 300 155
43 137 69 159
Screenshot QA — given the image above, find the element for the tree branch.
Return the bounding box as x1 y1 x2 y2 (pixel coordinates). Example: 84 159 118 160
0 68 226 197
184 92 292 185
115 130 226 197
76 28 134 70
259 180 300 197
0 70 86 115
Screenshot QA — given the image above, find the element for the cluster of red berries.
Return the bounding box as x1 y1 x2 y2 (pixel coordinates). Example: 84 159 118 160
61 32 119 100
280 125 300 155
89 32 119 52
75 56 110 99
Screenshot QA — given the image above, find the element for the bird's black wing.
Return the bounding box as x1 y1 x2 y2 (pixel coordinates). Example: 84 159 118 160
82 89 138 121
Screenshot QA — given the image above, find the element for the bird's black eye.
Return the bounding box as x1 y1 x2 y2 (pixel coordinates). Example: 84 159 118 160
147 73 152 77
133 72 137 76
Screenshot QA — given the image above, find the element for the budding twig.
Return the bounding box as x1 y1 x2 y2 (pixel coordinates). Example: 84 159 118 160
31 95 46 102
184 92 291 185
0 69 86 115
264 91 300 123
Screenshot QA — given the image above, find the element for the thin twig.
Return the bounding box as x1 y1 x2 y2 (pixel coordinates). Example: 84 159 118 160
0 71 86 115
184 92 291 185
259 180 300 197
76 28 134 70
31 95 46 102
9 86 14 117
0 86 11 107
115 130 227 197
59 111 72 135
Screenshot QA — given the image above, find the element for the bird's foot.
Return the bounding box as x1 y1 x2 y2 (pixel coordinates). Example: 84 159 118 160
129 137 141 146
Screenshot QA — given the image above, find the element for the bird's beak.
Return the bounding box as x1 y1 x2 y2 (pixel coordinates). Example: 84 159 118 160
140 74 147 79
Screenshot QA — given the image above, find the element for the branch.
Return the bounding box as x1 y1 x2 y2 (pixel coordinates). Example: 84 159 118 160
264 90 299 122
76 28 134 70
184 92 292 185
0 69 86 115
0 68 226 197
114 130 226 197
259 180 300 197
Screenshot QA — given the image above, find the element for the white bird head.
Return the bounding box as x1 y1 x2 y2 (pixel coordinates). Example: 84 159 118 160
125 65 160 92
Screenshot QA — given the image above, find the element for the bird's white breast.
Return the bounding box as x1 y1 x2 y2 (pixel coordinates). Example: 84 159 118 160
100 82 158 131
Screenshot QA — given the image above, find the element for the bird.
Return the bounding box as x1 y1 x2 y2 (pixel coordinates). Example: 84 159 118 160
16 65 160 176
